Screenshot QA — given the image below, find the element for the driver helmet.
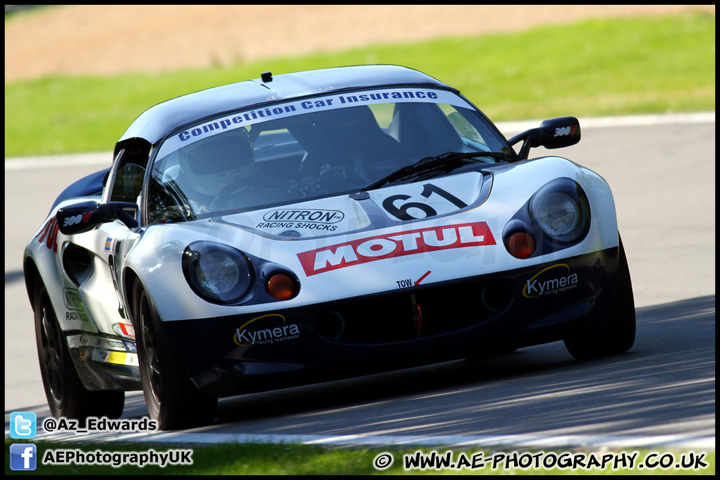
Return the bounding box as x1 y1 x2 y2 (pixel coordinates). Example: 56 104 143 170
178 127 254 196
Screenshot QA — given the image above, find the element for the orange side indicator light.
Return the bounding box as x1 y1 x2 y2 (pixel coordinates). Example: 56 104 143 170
507 232 536 259
266 273 297 300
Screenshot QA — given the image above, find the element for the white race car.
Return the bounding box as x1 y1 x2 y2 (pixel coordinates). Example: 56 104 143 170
24 65 634 429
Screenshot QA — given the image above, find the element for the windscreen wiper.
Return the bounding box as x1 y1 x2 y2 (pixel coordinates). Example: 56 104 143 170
362 151 512 191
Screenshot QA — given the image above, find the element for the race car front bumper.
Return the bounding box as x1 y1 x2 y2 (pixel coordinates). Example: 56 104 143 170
166 246 621 397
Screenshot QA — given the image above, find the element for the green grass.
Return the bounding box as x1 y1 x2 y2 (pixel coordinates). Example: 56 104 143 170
4 12 714 157
5 440 715 475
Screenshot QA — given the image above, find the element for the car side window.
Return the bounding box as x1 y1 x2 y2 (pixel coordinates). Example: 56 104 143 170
109 146 149 203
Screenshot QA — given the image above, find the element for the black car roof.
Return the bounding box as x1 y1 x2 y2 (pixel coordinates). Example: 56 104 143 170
116 65 455 149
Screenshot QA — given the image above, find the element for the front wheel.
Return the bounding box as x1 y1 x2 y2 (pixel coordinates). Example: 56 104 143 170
132 279 217 429
564 236 636 359
34 282 124 421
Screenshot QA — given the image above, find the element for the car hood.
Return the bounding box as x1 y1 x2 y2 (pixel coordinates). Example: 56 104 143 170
127 157 620 320
213 171 489 240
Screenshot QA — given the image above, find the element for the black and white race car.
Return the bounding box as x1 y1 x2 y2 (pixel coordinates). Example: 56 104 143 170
24 65 634 429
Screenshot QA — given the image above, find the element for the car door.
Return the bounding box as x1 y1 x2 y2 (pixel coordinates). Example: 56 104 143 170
73 144 149 338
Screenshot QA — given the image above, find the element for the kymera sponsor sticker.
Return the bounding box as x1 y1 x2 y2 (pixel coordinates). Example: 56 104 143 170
522 264 578 298
233 313 301 346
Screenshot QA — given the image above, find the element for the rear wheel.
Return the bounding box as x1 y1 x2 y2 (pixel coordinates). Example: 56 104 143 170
34 283 124 421
132 279 217 429
564 236 635 359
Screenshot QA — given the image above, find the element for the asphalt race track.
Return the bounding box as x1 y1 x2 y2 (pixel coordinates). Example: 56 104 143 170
4 115 715 449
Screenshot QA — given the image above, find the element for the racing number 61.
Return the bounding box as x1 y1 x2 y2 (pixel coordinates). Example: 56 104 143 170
382 183 468 221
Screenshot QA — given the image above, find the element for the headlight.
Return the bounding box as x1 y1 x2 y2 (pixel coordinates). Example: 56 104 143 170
182 242 254 304
529 180 590 244
532 191 579 237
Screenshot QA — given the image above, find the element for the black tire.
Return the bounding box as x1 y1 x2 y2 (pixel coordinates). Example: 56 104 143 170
564 236 636 359
132 279 217 429
34 283 124 421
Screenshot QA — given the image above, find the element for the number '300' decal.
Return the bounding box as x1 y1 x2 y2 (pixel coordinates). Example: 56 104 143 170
382 183 468 221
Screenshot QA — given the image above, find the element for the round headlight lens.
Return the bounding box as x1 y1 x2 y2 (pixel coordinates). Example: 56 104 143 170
532 191 579 238
183 242 254 303
194 250 241 295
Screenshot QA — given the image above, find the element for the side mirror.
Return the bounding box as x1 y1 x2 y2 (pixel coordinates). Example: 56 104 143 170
534 117 581 149
57 201 139 235
508 117 581 159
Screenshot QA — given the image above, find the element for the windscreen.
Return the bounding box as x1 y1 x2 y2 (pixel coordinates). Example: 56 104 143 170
147 87 509 224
